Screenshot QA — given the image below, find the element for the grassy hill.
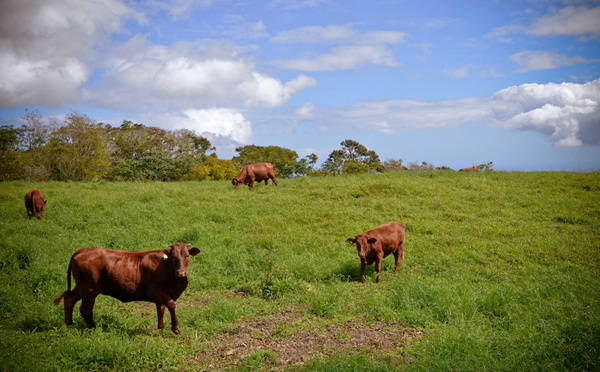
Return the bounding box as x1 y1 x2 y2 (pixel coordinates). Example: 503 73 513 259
1 171 598 371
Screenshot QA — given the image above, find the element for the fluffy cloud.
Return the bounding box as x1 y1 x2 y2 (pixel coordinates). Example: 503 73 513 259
85 35 316 109
0 0 144 107
309 79 599 147
171 108 253 144
491 79 600 147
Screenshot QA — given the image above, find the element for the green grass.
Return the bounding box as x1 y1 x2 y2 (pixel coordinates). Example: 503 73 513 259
0 171 599 371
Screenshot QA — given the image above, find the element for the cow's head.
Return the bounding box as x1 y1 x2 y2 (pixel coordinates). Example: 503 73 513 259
346 235 377 265
232 178 240 187
163 242 200 278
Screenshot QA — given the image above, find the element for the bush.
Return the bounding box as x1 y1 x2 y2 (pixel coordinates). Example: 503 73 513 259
182 157 238 181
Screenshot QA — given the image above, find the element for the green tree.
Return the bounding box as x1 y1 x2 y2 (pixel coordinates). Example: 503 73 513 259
232 145 303 178
49 112 110 181
181 156 238 181
20 109 56 181
0 125 24 180
382 159 404 172
324 139 381 174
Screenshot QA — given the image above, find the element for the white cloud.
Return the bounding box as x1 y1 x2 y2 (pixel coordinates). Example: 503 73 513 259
511 50 597 73
295 102 315 118
528 6 600 39
271 24 406 45
171 107 253 144
310 78 600 147
488 5 600 42
84 35 316 109
271 24 405 71
491 79 600 147
0 0 144 107
274 44 401 71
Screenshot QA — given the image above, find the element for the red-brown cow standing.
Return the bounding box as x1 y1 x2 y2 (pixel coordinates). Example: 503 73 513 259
232 162 278 188
346 221 405 283
25 190 47 219
459 167 479 172
53 242 200 334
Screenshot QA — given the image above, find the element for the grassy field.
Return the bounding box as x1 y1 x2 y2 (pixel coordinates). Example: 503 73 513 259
0 171 599 371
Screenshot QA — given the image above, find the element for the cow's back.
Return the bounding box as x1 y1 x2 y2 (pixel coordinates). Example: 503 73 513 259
71 248 152 302
368 222 405 248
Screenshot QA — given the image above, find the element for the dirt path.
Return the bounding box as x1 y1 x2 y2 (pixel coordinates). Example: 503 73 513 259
192 305 424 370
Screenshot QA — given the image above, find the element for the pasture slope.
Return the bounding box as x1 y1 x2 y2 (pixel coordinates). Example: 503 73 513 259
0 171 598 371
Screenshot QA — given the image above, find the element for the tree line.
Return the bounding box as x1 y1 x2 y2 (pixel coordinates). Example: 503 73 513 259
0 110 489 182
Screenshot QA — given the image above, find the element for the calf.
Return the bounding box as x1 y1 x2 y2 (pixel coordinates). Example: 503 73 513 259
346 221 405 283
25 190 46 219
53 243 200 334
232 162 278 188
459 167 479 172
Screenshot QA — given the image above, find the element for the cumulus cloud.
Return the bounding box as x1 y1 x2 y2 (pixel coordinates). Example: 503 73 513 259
491 79 600 147
312 78 599 147
0 0 144 107
84 35 316 109
171 108 253 144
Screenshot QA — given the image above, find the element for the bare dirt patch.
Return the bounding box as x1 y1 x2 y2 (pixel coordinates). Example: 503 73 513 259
193 305 424 370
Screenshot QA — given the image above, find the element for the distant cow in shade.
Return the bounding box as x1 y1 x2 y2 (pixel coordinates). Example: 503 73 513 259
459 167 479 172
53 243 200 334
346 221 405 283
232 163 278 188
25 190 46 219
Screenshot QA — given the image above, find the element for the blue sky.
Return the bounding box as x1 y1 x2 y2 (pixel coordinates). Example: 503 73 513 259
1 0 599 171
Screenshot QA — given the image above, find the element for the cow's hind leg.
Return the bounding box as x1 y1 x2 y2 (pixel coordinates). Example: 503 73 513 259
63 288 81 326
79 291 97 329
156 303 166 330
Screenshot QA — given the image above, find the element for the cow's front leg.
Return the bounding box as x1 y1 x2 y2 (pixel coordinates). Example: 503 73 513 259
156 303 165 330
358 262 366 283
165 299 180 334
375 255 383 283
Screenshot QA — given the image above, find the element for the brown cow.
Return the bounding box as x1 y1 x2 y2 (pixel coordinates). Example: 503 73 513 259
53 243 200 334
346 221 405 283
459 167 479 172
232 162 278 188
25 190 47 219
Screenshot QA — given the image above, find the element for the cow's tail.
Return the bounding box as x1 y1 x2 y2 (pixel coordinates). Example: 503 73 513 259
53 254 75 306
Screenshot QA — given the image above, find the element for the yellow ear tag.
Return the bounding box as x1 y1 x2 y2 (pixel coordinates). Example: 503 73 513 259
163 253 169 260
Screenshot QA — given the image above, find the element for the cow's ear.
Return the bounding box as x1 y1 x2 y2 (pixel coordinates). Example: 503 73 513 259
189 247 200 256
162 249 170 260
346 237 356 244
367 238 377 244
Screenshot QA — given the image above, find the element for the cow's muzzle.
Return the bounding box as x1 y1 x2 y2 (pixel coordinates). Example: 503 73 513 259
177 271 188 278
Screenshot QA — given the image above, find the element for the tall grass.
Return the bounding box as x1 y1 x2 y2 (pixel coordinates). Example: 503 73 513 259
0 171 598 371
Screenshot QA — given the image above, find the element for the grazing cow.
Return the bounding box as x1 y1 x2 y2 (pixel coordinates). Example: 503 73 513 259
232 162 278 188
459 167 479 172
25 190 46 219
53 243 200 334
346 221 405 283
